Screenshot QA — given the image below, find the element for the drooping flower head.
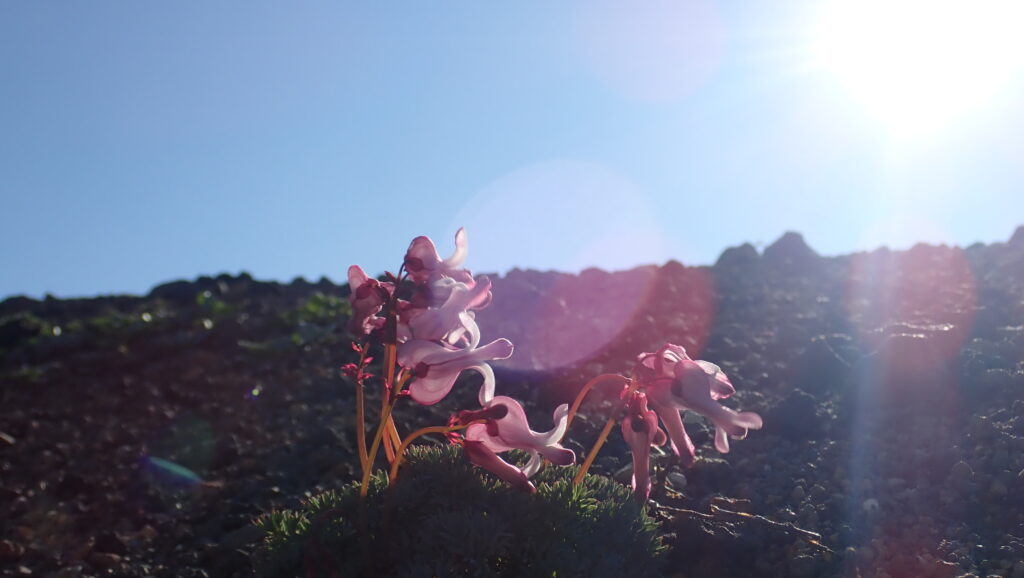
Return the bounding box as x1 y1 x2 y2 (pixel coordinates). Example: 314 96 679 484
459 396 575 490
398 338 514 405
404 227 474 286
637 344 762 464
404 276 493 348
620 391 666 501
346 265 393 335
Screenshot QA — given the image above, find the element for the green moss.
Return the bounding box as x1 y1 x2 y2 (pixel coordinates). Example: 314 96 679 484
254 446 664 577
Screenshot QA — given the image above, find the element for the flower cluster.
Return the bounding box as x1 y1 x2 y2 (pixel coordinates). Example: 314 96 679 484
347 229 574 493
616 344 763 500
345 229 761 502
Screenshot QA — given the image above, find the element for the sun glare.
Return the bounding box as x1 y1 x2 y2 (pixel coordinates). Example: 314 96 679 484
814 0 1024 135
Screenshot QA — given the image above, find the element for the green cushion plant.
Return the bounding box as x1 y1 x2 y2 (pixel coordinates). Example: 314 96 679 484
255 446 664 578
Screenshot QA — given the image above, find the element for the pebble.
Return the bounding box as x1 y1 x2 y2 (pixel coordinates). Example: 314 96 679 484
809 484 828 501
612 464 633 485
790 485 806 502
666 472 687 490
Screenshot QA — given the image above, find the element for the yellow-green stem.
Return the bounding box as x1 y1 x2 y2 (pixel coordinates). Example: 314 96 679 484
384 416 401 462
573 417 617 485
381 343 399 462
360 342 400 498
565 373 629 431
573 378 639 486
360 399 397 497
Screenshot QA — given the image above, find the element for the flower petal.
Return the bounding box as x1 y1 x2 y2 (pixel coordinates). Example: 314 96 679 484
463 441 535 493
695 359 735 400
648 393 696 464
621 393 662 501
403 230 474 285
714 426 731 453
346 265 386 335
399 339 513 405
465 397 575 473
443 227 469 270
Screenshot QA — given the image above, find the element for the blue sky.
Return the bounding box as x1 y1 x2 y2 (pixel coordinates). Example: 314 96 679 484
2 1 1022 299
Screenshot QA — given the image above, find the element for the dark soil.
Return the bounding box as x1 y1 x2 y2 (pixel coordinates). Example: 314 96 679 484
3 228 1024 577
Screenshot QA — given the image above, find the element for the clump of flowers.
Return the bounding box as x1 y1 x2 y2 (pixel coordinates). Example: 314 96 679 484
256 228 764 576
344 228 762 502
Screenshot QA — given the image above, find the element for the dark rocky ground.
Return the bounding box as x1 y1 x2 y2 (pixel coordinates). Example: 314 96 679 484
2 228 1024 577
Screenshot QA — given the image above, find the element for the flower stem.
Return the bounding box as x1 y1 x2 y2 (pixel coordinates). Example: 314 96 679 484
565 373 629 431
360 342 400 498
360 399 397 497
573 378 639 486
573 417 617 485
354 346 370 473
381 342 399 463
385 417 402 460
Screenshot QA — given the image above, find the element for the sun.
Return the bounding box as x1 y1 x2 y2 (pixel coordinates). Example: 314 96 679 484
813 0 1024 135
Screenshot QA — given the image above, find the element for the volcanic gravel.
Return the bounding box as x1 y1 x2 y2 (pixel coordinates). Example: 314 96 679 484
2 228 1024 577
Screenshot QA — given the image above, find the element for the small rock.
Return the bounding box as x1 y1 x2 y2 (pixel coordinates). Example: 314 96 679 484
666 472 687 490
688 457 733 488
809 484 828 501
137 525 158 542
88 552 122 571
791 486 806 502
613 464 633 485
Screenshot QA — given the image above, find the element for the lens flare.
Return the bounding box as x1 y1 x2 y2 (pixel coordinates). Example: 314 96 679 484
142 456 204 488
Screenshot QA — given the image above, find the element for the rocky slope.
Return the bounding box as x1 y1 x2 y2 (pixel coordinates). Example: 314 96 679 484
2 228 1023 577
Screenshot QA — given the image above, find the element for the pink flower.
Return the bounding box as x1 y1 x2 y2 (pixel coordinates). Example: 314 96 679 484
346 265 392 335
637 344 761 464
462 440 535 493
464 396 575 482
620 392 666 501
397 338 514 405
647 357 762 462
404 228 474 286
636 344 734 400
406 276 493 348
